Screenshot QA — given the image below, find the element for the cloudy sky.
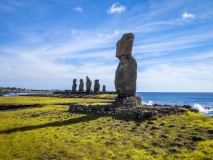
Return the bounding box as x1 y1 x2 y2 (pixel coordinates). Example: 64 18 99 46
0 0 213 92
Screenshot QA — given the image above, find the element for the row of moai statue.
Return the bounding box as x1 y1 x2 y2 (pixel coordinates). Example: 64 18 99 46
72 76 106 93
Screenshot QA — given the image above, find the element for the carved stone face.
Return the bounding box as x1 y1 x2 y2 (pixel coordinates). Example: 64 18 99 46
116 33 134 59
95 80 99 84
86 76 90 81
73 79 76 83
80 79 83 82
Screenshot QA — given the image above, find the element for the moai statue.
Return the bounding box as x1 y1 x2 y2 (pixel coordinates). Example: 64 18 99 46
78 79 84 92
115 33 137 96
72 79 77 92
86 76 92 92
94 79 100 93
114 33 141 106
102 85 106 92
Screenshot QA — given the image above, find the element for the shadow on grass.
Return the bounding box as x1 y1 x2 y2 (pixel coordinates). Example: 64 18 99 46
0 113 102 134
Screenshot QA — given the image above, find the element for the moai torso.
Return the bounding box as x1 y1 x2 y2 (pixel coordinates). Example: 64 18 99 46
94 80 100 93
102 85 106 92
72 79 77 92
86 76 92 92
78 79 84 92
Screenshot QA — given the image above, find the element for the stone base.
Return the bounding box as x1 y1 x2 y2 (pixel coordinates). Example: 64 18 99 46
114 95 142 107
69 104 189 121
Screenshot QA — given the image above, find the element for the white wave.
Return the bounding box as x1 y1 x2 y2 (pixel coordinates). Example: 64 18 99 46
142 100 153 106
192 103 212 115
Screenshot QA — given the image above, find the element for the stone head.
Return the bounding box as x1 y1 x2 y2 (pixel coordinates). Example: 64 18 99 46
116 33 134 59
73 79 76 83
95 79 99 84
86 76 90 81
80 79 83 82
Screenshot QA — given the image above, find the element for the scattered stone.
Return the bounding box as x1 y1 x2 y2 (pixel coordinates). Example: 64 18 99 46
131 126 137 132
72 79 77 92
105 141 115 146
190 146 197 151
170 141 184 147
134 144 142 150
147 121 155 125
168 124 177 128
96 127 102 130
160 122 165 126
182 105 199 112
192 136 203 141
151 126 160 130
169 148 179 153
152 142 163 147
143 111 154 117
161 134 169 139
86 76 92 92
31 113 39 117
150 150 158 155
207 129 213 134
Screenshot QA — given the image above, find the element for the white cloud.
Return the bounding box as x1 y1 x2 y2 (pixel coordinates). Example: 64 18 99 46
97 30 123 39
137 63 213 92
182 12 194 19
70 29 85 35
107 3 126 14
73 7 83 12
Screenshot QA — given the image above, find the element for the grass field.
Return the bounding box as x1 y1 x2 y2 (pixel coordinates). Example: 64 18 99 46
0 95 213 160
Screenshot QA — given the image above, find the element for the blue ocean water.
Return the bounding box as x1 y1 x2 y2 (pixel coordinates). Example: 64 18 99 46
137 92 213 108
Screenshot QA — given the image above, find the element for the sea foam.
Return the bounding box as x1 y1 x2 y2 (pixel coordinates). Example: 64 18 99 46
192 103 213 116
142 100 153 106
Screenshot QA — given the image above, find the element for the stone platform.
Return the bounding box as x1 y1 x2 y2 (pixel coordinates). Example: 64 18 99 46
69 104 197 120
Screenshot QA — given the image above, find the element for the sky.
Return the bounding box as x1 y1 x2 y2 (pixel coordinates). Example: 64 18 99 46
0 0 213 92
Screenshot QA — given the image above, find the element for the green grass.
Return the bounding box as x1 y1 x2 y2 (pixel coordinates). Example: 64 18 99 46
0 95 113 105
0 96 213 160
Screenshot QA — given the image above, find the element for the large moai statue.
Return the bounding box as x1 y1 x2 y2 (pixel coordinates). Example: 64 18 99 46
114 33 141 106
72 79 77 92
102 85 106 93
78 79 84 92
94 79 100 93
86 76 92 92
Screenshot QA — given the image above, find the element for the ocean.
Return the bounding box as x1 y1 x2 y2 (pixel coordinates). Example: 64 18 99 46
137 92 213 116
